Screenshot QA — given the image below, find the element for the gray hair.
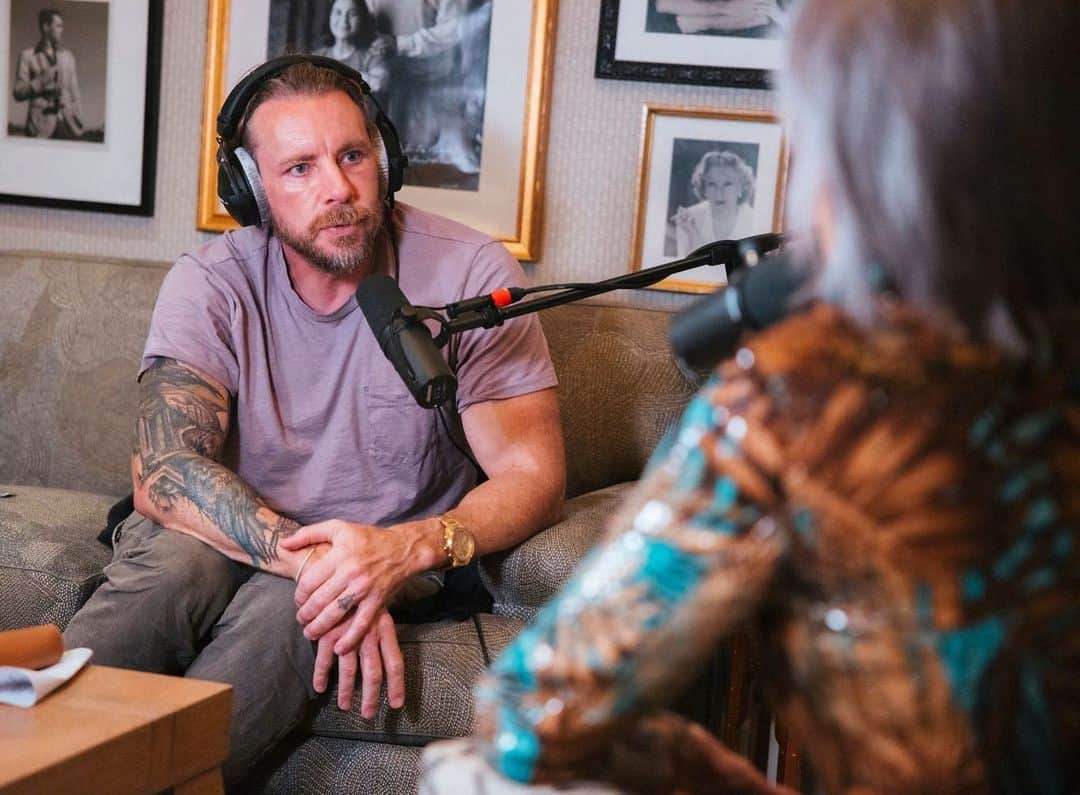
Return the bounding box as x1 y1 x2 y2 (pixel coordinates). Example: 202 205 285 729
780 0 1079 351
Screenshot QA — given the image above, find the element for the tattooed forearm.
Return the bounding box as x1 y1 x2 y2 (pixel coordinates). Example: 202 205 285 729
155 453 299 565
134 358 300 567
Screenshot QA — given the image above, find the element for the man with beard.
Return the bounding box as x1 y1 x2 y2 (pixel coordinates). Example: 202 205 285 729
63 59 565 790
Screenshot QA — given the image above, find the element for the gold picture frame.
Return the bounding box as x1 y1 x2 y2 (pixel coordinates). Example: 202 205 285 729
631 105 788 293
196 0 558 261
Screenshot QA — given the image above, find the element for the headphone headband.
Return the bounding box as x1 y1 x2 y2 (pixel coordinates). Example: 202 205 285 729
216 54 373 143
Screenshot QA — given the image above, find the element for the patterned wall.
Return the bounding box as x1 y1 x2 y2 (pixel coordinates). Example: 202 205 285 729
0 1 776 306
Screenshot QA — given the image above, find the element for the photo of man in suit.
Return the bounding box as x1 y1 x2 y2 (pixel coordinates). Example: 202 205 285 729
12 8 84 139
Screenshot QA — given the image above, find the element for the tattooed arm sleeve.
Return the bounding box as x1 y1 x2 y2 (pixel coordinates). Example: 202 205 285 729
473 376 789 785
131 357 305 575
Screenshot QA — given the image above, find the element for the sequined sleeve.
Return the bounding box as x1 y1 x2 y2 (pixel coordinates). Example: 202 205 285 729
473 373 789 783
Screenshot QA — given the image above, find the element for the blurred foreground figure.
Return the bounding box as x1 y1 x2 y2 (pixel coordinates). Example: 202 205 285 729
422 0 1080 792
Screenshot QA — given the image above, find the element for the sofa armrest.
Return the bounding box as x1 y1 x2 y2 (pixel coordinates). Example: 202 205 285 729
478 481 636 621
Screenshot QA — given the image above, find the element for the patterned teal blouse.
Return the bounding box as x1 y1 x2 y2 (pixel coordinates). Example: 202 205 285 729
474 305 1079 794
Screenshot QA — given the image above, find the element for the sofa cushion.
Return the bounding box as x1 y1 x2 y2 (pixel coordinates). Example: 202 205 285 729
254 736 422 795
309 613 524 742
539 302 696 498
0 484 114 630
0 251 167 496
480 482 636 621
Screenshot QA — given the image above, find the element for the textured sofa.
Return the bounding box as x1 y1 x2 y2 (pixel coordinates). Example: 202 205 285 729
0 249 696 793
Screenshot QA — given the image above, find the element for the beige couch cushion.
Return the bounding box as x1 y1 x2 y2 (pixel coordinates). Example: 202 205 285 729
255 737 422 795
539 302 695 498
309 613 524 742
0 484 114 629
480 482 635 621
0 251 166 496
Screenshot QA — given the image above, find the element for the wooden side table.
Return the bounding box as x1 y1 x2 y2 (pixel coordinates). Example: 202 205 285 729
0 665 231 795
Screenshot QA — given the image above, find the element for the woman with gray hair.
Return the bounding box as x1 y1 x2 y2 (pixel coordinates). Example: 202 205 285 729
422 0 1079 792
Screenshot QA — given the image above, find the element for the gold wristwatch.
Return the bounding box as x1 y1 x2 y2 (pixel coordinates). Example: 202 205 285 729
439 515 476 568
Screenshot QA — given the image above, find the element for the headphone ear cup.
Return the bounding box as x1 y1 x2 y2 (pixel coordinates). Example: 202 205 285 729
384 130 406 195
217 143 261 227
370 107 406 196
232 147 270 226
367 125 392 200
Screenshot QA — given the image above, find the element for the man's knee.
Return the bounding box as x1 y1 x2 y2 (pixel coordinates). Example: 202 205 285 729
64 515 250 668
187 572 316 694
195 573 310 661
108 514 246 599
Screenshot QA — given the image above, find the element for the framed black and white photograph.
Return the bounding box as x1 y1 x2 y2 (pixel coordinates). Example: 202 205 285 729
267 0 492 192
198 0 558 260
596 0 793 89
0 0 162 214
631 105 787 292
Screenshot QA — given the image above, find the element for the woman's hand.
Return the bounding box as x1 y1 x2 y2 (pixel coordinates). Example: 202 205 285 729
672 205 703 255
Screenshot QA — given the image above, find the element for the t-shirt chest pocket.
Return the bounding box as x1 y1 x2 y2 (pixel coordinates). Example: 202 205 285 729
363 384 441 466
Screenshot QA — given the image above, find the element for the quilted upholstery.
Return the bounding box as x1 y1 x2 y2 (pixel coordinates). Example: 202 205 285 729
0 484 113 629
480 482 636 621
255 738 422 795
539 303 696 498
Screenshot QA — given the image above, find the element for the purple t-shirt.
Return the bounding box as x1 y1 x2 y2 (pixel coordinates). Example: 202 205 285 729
141 203 557 526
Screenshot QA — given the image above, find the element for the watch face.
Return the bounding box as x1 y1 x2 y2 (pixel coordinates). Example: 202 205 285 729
451 529 475 563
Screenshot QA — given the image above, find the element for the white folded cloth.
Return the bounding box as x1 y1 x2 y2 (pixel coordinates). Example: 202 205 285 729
0 647 92 708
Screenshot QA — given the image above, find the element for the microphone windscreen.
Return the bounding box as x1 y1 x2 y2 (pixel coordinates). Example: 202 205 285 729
740 254 807 330
668 286 744 371
669 253 809 370
356 273 406 347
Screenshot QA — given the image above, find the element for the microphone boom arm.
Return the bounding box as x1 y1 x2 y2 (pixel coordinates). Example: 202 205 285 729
430 233 782 347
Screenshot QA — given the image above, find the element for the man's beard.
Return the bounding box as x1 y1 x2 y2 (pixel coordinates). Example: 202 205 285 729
271 203 385 276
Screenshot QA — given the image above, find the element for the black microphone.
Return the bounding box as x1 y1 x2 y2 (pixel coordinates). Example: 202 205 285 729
356 274 457 408
669 251 810 370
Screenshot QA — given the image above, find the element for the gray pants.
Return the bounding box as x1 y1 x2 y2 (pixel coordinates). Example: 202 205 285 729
64 513 318 790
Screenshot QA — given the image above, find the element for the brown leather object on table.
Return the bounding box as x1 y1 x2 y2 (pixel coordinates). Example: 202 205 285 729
0 624 64 669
